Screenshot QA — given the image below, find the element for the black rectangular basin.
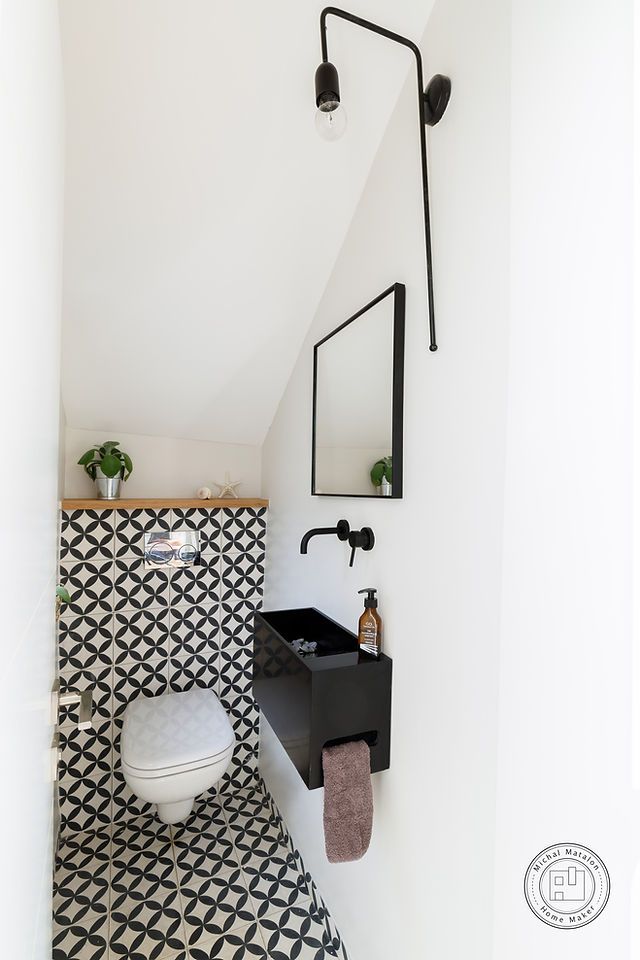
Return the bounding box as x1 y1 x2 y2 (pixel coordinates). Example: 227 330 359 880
253 607 392 789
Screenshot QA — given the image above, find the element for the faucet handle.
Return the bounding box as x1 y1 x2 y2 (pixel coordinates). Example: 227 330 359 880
336 519 350 542
348 527 375 567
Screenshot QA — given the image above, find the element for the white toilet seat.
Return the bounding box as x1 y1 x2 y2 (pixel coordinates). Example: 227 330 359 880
122 687 234 774
120 688 235 824
122 751 230 780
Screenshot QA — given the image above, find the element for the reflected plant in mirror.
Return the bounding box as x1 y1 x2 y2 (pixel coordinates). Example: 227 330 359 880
312 283 405 498
370 456 393 496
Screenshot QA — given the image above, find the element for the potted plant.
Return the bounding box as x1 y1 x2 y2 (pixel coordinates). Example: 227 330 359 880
77 440 133 499
370 456 392 497
55 585 71 622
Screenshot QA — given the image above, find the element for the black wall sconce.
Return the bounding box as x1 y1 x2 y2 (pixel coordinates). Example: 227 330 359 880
314 7 451 352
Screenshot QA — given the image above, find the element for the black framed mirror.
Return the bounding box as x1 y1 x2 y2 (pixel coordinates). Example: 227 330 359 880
312 283 405 498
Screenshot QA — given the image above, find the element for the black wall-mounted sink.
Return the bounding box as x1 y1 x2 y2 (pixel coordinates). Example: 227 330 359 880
253 607 392 789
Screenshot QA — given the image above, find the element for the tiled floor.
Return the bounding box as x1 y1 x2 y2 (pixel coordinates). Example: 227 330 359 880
53 780 349 960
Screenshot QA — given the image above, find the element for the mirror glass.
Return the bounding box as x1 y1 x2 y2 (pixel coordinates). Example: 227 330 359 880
312 284 405 498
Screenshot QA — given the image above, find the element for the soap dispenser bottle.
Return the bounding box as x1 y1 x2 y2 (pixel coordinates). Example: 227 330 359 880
358 588 382 659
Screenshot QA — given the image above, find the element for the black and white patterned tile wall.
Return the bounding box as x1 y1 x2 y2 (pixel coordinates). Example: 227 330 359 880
57 505 267 835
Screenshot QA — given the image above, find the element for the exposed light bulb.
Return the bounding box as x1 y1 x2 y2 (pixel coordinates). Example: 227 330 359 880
315 102 347 141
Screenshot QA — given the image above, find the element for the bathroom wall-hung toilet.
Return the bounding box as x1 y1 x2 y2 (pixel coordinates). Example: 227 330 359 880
121 688 235 824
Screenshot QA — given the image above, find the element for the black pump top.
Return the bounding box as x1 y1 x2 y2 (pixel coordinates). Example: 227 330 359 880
358 587 378 609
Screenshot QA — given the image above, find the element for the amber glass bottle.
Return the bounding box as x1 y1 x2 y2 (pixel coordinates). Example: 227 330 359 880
357 588 382 659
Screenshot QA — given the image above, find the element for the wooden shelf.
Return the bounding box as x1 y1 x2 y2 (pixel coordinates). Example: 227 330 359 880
61 498 269 510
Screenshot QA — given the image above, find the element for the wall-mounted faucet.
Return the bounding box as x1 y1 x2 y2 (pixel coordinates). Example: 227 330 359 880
300 519 375 567
300 519 350 555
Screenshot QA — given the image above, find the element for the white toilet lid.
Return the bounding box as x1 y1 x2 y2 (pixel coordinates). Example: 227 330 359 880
122 689 235 773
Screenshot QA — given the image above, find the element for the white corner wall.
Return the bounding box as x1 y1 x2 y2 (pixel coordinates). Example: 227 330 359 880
493 0 633 956
260 0 510 955
0 1 64 957
64 427 261 498
261 0 634 958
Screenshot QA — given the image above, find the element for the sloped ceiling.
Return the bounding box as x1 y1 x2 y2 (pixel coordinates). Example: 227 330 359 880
59 0 434 446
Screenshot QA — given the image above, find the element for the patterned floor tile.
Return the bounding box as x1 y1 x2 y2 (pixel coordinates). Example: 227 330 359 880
112 813 172 852
173 817 240 884
56 828 111 876
52 780 349 960
227 807 288 869
244 851 311 919
109 887 185 960
318 905 349 960
223 784 272 822
111 832 174 871
258 904 335 960
111 841 178 906
53 867 111 924
171 798 226 835
187 921 267 960
111 865 181 916
52 914 109 960
180 869 255 946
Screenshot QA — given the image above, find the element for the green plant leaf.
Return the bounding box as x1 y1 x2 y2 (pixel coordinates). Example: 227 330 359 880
77 449 95 466
56 585 71 604
100 453 122 477
101 441 120 453
370 461 385 486
122 453 133 480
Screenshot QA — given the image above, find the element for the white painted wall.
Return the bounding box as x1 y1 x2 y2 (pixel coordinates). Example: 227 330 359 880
492 0 633 956
64 427 261 499
0 1 64 957
58 0 437 449
261 0 510 956
261 0 634 957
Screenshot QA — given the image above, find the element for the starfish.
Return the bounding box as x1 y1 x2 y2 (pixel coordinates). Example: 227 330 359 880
213 471 242 499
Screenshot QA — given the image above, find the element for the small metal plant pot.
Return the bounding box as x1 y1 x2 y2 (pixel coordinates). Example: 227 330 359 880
95 467 122 499
378 478 392 497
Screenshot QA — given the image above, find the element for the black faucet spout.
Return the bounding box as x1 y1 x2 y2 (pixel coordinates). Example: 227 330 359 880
300 526 339 554
300 519 351 554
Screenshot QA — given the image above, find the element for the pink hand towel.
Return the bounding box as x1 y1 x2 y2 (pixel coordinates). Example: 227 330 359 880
322 740 373 863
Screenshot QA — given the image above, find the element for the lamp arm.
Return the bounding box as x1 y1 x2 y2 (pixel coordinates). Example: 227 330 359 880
319 6 441 352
